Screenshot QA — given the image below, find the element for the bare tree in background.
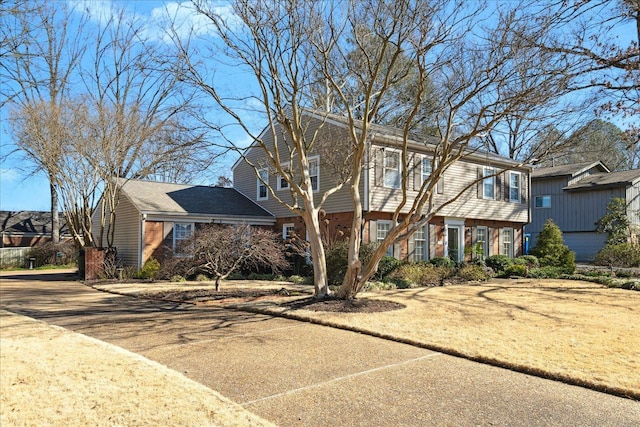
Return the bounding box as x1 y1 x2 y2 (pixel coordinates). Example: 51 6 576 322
525 0 639 144
1 1 87 244
4 1 217 248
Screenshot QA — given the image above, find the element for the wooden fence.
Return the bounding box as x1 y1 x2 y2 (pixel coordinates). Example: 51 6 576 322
0 247 31 269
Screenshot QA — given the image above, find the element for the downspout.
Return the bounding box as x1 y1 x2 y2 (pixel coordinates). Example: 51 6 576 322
138 213 146 269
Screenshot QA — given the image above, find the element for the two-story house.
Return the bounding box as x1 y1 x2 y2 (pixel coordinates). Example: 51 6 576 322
233 110 531 262
530 161 640 261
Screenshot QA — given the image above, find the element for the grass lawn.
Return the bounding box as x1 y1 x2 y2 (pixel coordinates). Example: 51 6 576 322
233 278 640 399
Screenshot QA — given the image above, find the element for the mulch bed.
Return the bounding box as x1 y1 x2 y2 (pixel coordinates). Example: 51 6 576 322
280 296 406 313
142 288 404 313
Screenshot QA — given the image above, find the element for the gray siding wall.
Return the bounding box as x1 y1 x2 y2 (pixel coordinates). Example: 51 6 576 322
529 176 627 235
233 117 362 217
91 194 141 267
368 143 530 223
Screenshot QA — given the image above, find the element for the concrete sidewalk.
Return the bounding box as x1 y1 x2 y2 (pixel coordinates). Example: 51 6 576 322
2 270 639 426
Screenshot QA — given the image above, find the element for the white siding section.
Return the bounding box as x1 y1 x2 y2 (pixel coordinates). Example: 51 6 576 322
368 143 529 223
233 115 362 216
91 193 141 267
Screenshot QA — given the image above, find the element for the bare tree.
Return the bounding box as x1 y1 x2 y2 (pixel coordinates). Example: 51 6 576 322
1 1 87 244
174 0 588 299
524 0 639 143
165 224 289 290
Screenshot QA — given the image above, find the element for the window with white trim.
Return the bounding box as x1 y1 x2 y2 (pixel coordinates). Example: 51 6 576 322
257 169 268 200
309 157 319 192
173 222 193 252
535 195 551 208
414 226 427 261
282 223 295 240
476 226 488 260
509 171 521 202
483 167 495 199
421 156 432 186
384 150 401 189
377 221 394 257
277 164 289 190
501 228 513 258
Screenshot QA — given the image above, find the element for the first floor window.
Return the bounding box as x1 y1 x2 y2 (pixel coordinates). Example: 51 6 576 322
257 169 268 200
377 221 394 257
414 226 427 261
476 226 488 260
502 228 513 258
173 222 193 252
283 223 295 240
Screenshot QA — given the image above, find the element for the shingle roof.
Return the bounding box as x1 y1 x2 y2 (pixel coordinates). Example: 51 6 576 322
531 161 609 179
117 179 273 219
564 168 640 191
0 210 69 235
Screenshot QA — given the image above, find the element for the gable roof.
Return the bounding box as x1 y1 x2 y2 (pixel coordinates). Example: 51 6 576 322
116 179 274 220
232 107 531 171
564 168 640 191
0 210 69 235
531 161 609 179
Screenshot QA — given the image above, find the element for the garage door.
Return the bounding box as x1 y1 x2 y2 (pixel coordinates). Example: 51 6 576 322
562 232 608 262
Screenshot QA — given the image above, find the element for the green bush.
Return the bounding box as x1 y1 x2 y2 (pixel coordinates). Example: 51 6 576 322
227 272 245 280
137 257 160 280
325 240 377 286
517 255 540 268
195 273 210 282
374 256 402 280
170 274 186 282
593 243 640 268
527 266 564 279
529 219 575 273
485 255 513 275
456 264 491 281
503 264 527 277
429 257 455 268
388 262 451 287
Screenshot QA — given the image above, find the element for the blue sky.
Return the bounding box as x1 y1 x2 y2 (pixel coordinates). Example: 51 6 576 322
0 0 246 212
1 0 637 212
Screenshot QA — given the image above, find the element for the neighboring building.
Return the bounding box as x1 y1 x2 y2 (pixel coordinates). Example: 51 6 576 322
529 161 640 261
232 110 532 262
0 210 69 247
91 179 275 269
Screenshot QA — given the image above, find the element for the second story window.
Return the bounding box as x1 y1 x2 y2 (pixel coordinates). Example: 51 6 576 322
535 195 551 208
509 172 521 202
483 167 495 199
308 157 319 192
277 163 289 190
421 157 432 185
257 169 268 200
384 150 401 189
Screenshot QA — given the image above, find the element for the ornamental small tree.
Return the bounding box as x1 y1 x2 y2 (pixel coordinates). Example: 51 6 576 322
167 224 290 290
596 197 630 245
529 219 575 274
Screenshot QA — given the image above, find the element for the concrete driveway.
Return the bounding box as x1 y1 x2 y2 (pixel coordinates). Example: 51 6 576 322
1 270 639 426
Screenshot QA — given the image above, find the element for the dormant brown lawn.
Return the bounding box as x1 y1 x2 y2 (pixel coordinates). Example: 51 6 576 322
0 310 274 426
235 279 640 399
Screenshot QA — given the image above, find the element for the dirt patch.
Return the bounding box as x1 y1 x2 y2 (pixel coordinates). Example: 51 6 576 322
282 296 406 313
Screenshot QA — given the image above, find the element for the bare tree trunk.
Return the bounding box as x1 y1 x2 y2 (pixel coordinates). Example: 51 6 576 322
49 179 60 244
302 208 330 298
